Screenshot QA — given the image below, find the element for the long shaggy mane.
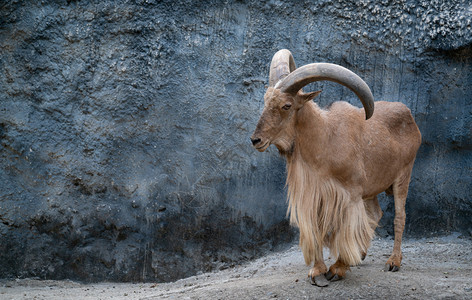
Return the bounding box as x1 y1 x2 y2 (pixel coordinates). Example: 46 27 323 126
286 150 375 266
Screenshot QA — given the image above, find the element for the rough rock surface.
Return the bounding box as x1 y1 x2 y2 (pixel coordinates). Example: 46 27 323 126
0 0 471 282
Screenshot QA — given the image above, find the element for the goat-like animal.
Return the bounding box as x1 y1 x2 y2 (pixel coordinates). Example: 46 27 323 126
250 50 421 286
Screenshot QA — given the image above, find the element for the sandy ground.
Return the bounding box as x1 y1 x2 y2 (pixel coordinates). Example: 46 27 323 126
1 234 471 300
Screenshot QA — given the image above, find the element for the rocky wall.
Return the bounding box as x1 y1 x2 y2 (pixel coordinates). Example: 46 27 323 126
0 0 471 282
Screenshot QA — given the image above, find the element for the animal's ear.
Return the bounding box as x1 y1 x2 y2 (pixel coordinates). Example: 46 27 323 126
300 90 322 104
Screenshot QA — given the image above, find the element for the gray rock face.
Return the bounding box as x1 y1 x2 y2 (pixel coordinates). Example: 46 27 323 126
0 0 470 282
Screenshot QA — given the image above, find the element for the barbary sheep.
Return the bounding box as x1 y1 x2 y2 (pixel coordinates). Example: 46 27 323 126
250 49 421 287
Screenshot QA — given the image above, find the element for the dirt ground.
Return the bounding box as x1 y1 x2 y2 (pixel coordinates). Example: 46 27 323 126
1 234 471 300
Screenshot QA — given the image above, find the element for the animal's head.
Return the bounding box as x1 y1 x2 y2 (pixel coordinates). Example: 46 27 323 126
250 87 321 154
250 49 375 154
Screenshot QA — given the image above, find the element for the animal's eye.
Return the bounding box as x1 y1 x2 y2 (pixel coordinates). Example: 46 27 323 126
282 103 292 110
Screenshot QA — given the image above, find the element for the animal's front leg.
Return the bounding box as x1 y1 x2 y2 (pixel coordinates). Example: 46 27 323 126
326 258 350 281
309 258 329 287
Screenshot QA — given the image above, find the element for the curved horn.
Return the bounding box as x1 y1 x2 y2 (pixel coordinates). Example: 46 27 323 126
268 49 297 87
276 63 374 120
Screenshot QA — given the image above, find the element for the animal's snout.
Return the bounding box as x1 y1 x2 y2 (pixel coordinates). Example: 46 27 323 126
251 137 261 146
250 136 269 152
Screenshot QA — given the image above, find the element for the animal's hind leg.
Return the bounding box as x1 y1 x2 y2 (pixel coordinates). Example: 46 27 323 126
365 195 383 227
386 165 413 272
361 195 383 260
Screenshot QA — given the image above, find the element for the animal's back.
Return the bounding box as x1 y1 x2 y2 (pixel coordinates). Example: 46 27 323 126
323 100 421 157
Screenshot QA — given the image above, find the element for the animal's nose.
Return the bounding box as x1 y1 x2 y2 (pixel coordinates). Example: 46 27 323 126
251 137 261 146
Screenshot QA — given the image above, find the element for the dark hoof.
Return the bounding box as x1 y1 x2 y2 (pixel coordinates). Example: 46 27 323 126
384 264 400 272
310 274 329 287
325 271 343 282
361 253 367 261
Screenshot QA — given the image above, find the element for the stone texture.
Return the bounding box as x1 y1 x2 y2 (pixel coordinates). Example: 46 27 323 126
0 0 470 282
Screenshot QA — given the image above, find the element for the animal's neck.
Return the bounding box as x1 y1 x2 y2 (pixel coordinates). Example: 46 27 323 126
297 101 325 127
288 102 327 165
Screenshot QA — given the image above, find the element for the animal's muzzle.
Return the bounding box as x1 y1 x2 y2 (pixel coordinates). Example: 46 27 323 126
250 137 261 146
250 136 270 152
